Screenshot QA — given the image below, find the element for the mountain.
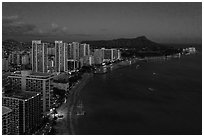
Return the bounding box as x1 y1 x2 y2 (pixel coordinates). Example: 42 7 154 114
82 36 168 51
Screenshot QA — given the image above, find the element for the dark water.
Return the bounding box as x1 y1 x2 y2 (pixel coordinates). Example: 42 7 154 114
77 52 202 135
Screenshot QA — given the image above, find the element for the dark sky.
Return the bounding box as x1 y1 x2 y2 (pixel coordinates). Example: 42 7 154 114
2 2 202 44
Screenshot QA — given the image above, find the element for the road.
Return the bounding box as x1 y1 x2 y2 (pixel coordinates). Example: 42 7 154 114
54 73 92 135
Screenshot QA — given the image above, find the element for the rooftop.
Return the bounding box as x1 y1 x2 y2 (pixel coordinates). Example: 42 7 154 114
10 70 54 77
53 73 70 83
3 91 40 100
2 106 12 115
30 72 52 76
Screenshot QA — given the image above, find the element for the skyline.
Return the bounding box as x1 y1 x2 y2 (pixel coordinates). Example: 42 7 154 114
2 2 202 44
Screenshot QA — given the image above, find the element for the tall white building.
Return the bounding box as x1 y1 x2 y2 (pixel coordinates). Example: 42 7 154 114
79 43 90 58
55 41 69 72
67 42 80 70
32 40 48 73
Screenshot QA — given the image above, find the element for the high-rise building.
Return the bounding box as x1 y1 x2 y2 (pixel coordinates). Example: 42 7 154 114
93 48 121 64
85 44 90 56
2 58 9 72
68 43 73 60
3 91 41 135
8 70 54 112
102 48 112 62
67 42 80 69
10 52 16 65
112 49 118 60
67 60 78 71
16 53 21 65
79 43 90 58
93 49 104 65
21 54 30 65
55 40 63 72
111 48 121 60
32 40 48 73
2 106 12 135
48 47 55 56
80 55 94 66
68 42 80 60
9 51 21 65
48 58 55 73
117 49 121 60
55 41 69 72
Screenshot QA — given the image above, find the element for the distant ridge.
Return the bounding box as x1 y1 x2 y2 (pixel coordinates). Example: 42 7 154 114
81 36 168 50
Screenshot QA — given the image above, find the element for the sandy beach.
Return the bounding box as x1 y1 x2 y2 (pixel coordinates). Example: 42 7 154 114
54 73 93 135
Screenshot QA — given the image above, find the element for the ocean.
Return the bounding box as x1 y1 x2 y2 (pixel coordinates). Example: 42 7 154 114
76 50 202 135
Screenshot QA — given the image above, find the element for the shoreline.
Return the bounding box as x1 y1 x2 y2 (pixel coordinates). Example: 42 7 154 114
54 73 93 135
105 53 183 72
53 53 195 135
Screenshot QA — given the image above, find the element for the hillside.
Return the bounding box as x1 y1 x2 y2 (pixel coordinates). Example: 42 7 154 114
82 36 168 51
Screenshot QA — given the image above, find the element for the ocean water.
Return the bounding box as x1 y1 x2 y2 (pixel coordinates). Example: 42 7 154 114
76 52 202 135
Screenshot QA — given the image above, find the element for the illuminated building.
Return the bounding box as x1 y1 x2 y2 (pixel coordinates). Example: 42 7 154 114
8 70 54 112
68 42 80 60
55 41 69 72
93 48 121 64
80 55 94 66
2 58 9 72
79 43 90 58
67 42 80 70
32 40 48 73
21 54 30 65
2 106 12 135
3 91 41 135
93 49 104 65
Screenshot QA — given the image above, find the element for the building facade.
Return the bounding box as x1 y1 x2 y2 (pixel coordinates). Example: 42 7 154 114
80 55 94 66
3 91 41 135
2 58 9 72
32 40 48 73
2 106 12 135
55 41 69 72
8 70 54 112
102 48 112 62
93 49 104 65
21 54 30 65
79 43 90 58
69 42 80 60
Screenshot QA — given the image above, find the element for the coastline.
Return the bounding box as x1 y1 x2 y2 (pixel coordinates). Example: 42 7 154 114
54 73 93 135
53 53 192 135
106 53 182 72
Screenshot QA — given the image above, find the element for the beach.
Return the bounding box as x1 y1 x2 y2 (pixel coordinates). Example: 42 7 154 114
54 73 93 135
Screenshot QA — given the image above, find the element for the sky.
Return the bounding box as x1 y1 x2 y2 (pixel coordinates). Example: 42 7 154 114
2 2 202 44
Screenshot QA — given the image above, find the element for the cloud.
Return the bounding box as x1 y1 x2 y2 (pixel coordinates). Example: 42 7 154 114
3 16 69 37
3 15 37 36
50 23 68 35
2 15 93 41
